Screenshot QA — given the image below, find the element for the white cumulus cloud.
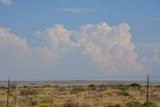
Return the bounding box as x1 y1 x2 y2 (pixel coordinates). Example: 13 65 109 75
1 22 159 79
73 22 144 73
0 26 74 78
33 24 76 53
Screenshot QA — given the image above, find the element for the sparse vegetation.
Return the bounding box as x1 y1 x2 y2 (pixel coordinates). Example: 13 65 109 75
126 101 157 107
70 85 85 94
126 101 141 107
0 83 159 107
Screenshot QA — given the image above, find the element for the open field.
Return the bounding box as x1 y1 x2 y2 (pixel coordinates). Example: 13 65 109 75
0 81 159 107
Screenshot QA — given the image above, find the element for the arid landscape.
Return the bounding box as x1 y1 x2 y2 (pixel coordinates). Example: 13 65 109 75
0 0 160 107
0 81 159 107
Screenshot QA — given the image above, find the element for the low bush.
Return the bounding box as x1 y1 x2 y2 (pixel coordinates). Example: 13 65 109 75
130 83 141 89
118 91 129 96
126 101 141 107
143 102 156 107
88 84 97 91
115 84 129 91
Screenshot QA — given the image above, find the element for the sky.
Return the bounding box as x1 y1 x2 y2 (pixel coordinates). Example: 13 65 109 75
0 0 160 80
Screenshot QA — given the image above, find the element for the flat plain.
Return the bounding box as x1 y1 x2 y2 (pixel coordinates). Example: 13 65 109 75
0 80 159 107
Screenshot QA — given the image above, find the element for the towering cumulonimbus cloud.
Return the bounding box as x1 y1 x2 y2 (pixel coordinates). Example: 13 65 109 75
0 22 146 77
73 22 144 73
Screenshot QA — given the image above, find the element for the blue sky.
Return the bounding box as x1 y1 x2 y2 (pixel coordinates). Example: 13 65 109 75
0 0 160 80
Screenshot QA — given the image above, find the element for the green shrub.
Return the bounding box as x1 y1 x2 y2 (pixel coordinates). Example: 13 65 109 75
119 91 129 96
88 84 97 91
143 102 156 107
36 103 49 107
130 83 141 89
115 84 129 91
126 101 141 107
